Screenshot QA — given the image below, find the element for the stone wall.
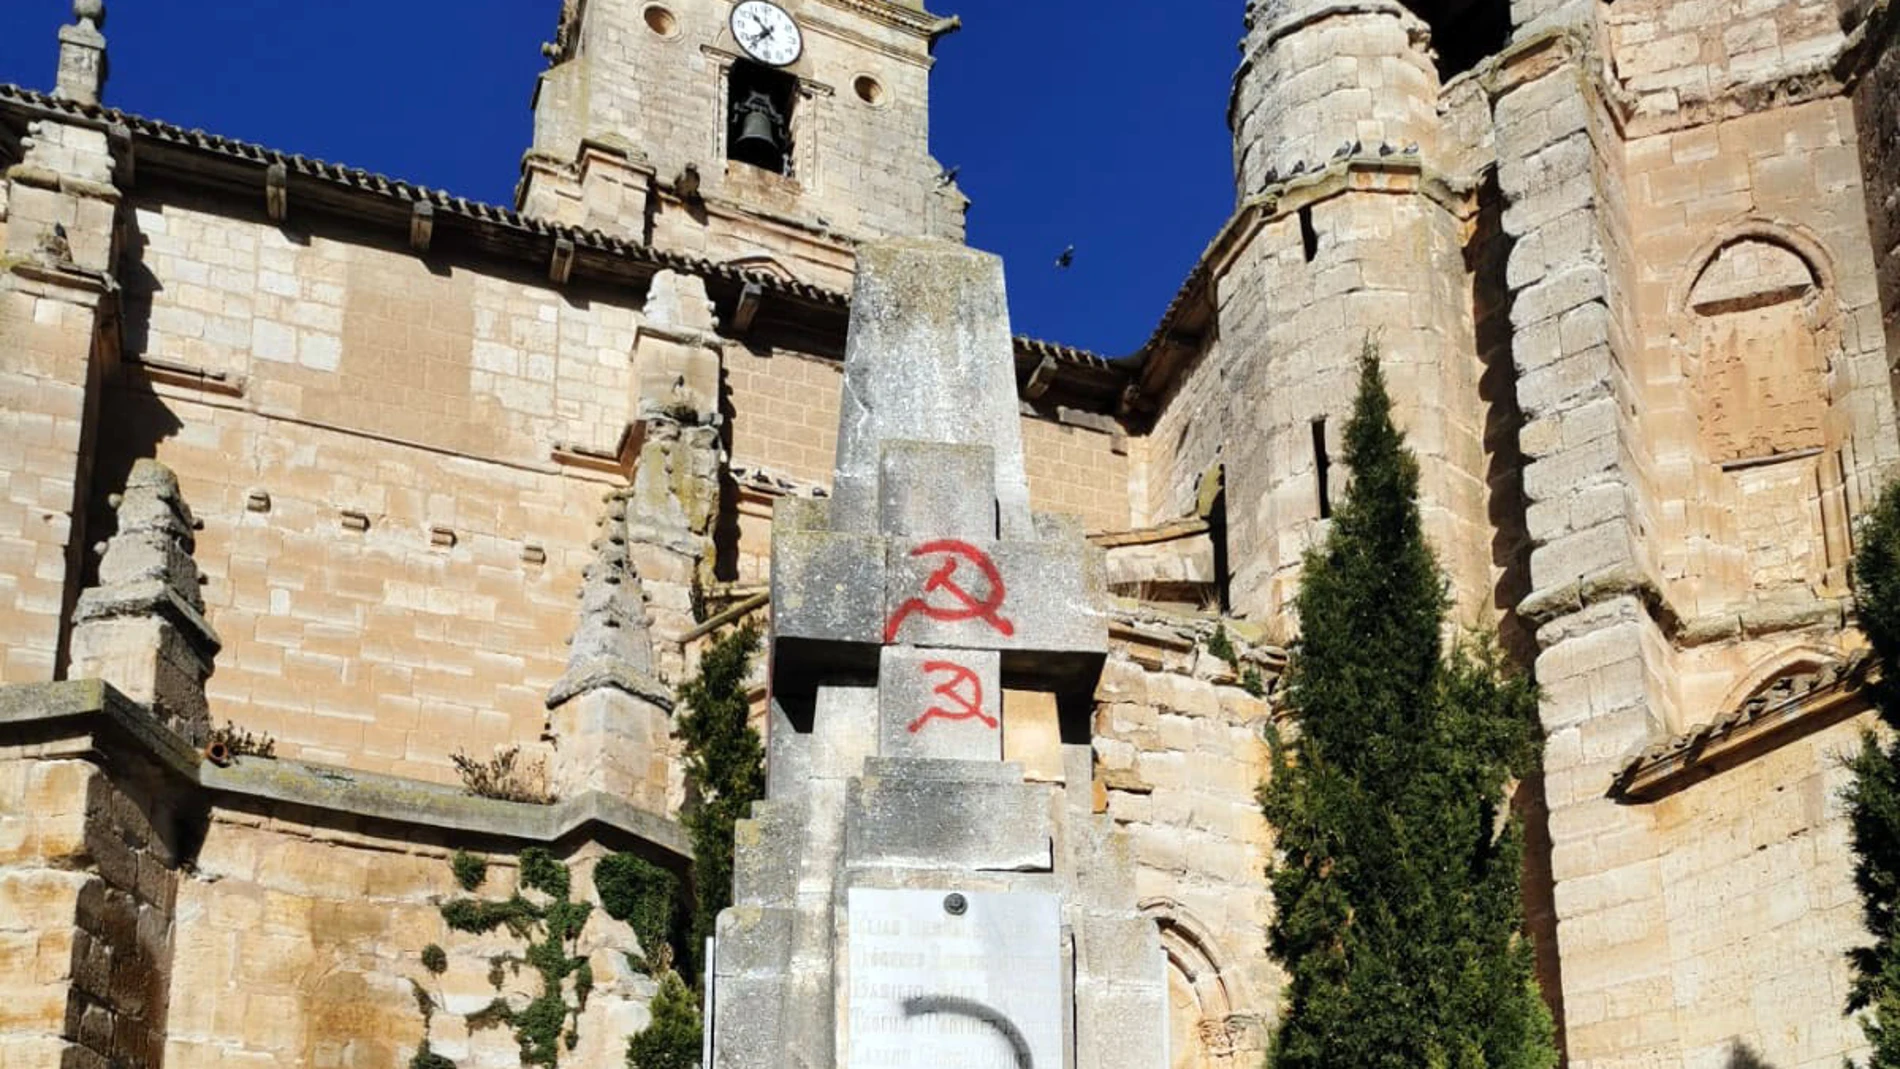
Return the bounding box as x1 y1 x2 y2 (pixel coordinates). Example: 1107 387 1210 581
724 340 1135 534
1094 652 1280 1069
89 192 1135 784
98 390 599 781
0 747 95 1067
0 737 193 1069
1534 603 1872 1068
1231 0 1440 199
1858 20 1900 404
1492 0 1900 1058
1618 96 1895 633
1148 178 1494 637
1603 0 1844 117
0 283 98 683
125 198 643 463
165 814 662 1069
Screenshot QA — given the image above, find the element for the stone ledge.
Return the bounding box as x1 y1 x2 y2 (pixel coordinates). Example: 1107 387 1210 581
1520 562 1851 649
0 679 692 861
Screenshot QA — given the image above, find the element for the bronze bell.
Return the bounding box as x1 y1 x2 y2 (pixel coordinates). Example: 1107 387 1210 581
731 89 787 169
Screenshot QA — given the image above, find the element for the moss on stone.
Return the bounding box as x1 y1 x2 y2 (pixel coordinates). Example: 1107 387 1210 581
450 850 488 892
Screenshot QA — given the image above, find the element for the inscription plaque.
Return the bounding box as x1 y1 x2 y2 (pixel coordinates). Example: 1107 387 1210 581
846 888 1062 1069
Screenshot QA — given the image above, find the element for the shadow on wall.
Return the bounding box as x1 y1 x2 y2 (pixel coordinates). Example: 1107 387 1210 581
1728 1040 1774 1069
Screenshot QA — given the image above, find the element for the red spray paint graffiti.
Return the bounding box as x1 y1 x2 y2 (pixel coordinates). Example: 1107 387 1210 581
883 540 1015 644
908 661 998 733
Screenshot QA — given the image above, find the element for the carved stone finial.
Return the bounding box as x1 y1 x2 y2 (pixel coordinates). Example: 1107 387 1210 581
547 490 671 710
55 0 108 105
71 459 221 745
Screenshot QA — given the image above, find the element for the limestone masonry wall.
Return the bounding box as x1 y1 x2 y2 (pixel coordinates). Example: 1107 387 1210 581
85 186 1133 786
725 340 1134 534
0 286 97 684
1094 654 1280 1067
100 391 600 781
1604 0 1844 116
167 815 659 1069
1619 96 1895 628
0 740 190 1069
1859 27 1900 400
0 748 96 1068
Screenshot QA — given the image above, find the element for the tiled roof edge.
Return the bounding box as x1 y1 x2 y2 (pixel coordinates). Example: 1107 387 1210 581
0 83 1114 373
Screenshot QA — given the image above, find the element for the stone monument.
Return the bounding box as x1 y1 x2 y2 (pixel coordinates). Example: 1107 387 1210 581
708 238 1169 1069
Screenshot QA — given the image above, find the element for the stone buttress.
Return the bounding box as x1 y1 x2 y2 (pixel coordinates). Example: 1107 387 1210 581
708 238 1168 1069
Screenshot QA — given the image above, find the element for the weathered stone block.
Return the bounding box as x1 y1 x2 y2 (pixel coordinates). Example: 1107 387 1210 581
830 240 1034 541
811 685 879 782
715 906 797 972
771 528 889 690
877 646 1002 762
878 440 998 540
845 763 1052 872
883 537 1108 685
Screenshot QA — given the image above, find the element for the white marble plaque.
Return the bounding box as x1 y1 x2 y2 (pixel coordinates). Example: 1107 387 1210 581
847 888 1062 1069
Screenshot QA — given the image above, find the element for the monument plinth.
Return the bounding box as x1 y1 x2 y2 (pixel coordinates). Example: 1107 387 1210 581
709 238 1167 1069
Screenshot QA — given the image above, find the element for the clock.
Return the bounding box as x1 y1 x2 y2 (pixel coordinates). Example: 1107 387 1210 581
731 1 803 67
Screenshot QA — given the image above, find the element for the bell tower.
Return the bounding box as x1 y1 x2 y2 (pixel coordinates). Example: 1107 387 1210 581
519 0 967 288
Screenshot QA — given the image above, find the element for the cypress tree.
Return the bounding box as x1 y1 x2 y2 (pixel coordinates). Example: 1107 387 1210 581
1845 481 1900 1066
674 622 766 970
1261 341 1557 1069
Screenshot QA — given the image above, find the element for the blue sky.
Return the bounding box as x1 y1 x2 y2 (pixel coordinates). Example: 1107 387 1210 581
0 1 1239 356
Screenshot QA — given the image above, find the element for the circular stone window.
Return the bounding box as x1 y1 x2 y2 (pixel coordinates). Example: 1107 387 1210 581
853 75 886 106
643 4 679 37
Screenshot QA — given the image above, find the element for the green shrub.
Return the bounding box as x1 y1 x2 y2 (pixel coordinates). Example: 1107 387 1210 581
596 854 682 974
626 971 703 1069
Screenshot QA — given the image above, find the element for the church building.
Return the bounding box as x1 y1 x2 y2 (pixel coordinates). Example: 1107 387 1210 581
1 0 1897 1065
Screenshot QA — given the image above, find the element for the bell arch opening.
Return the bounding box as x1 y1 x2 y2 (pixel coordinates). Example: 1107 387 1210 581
728 60 797 175
1403 0 1512 79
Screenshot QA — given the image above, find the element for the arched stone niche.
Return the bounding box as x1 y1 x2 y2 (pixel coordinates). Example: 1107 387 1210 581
1674 226 1852 604
1688 236 1831 465
1141 899 1267 1069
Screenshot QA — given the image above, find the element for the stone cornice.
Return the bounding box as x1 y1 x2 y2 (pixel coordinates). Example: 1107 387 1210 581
0 679 693 861
1519 560 1853 649
1611 653 1875 802
803 0 946 37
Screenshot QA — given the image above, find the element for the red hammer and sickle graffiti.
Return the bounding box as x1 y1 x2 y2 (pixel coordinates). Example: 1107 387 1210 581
908 661 999 734
883 540 1016 644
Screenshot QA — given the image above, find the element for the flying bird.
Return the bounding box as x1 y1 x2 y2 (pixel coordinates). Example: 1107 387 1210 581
1055 246 1075 270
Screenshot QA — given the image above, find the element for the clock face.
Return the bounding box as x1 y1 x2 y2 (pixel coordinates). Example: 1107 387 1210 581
731 1 803 66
